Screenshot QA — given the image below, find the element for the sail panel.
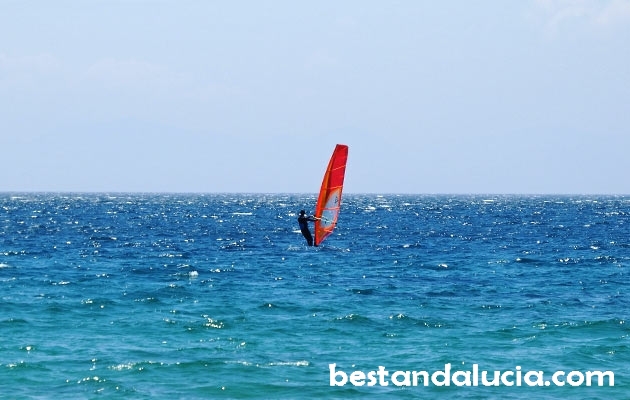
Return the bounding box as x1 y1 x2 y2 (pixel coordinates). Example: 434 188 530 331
314 144 348 246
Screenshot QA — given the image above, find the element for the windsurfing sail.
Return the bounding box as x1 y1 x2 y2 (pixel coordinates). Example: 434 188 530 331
314 144 349 246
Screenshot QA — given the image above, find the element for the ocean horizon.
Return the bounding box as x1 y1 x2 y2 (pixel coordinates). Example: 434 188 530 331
1 193 627 398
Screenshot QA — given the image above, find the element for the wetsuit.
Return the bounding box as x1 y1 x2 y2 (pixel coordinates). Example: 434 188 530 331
298 213 316 246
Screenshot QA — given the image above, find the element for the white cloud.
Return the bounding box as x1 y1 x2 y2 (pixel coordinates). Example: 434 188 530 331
533 0 630 32
0 53 63 91
0 54 74 125
0 53 61 73
81 58 174 89
594 0 630 27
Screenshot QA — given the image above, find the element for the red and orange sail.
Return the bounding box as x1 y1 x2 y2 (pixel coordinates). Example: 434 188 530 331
314 144 349 246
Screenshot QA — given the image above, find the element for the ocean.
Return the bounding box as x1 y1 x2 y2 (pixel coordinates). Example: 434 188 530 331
0 193 628 399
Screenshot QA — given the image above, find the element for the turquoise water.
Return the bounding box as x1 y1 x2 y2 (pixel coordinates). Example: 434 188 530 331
0 193 628 399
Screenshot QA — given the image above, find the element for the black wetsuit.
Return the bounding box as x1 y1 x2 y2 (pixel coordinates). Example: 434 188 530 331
298 214 316 246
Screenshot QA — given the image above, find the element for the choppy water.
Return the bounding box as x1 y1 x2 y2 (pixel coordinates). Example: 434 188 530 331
0 193 628 399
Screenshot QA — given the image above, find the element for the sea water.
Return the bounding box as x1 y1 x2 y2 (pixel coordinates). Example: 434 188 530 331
0 193 628 399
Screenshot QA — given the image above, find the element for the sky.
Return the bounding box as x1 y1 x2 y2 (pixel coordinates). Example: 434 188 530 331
1 0 629 194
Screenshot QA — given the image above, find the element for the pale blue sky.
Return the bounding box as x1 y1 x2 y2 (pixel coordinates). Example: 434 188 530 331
2 1 629 194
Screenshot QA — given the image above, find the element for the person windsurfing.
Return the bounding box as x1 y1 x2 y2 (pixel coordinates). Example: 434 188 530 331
298 210 318 246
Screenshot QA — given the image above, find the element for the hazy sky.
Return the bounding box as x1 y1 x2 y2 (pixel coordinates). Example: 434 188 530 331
2 1 629 194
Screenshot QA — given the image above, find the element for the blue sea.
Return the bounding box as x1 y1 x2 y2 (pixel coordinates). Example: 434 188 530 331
1 193 628 399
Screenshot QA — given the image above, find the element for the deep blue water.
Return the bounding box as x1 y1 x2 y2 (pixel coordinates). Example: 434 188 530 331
0 193 628 399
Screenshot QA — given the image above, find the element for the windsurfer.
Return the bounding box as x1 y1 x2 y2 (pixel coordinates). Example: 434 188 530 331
298 210 318 246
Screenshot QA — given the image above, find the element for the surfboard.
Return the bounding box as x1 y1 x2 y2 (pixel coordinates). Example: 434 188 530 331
314 144 349 246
